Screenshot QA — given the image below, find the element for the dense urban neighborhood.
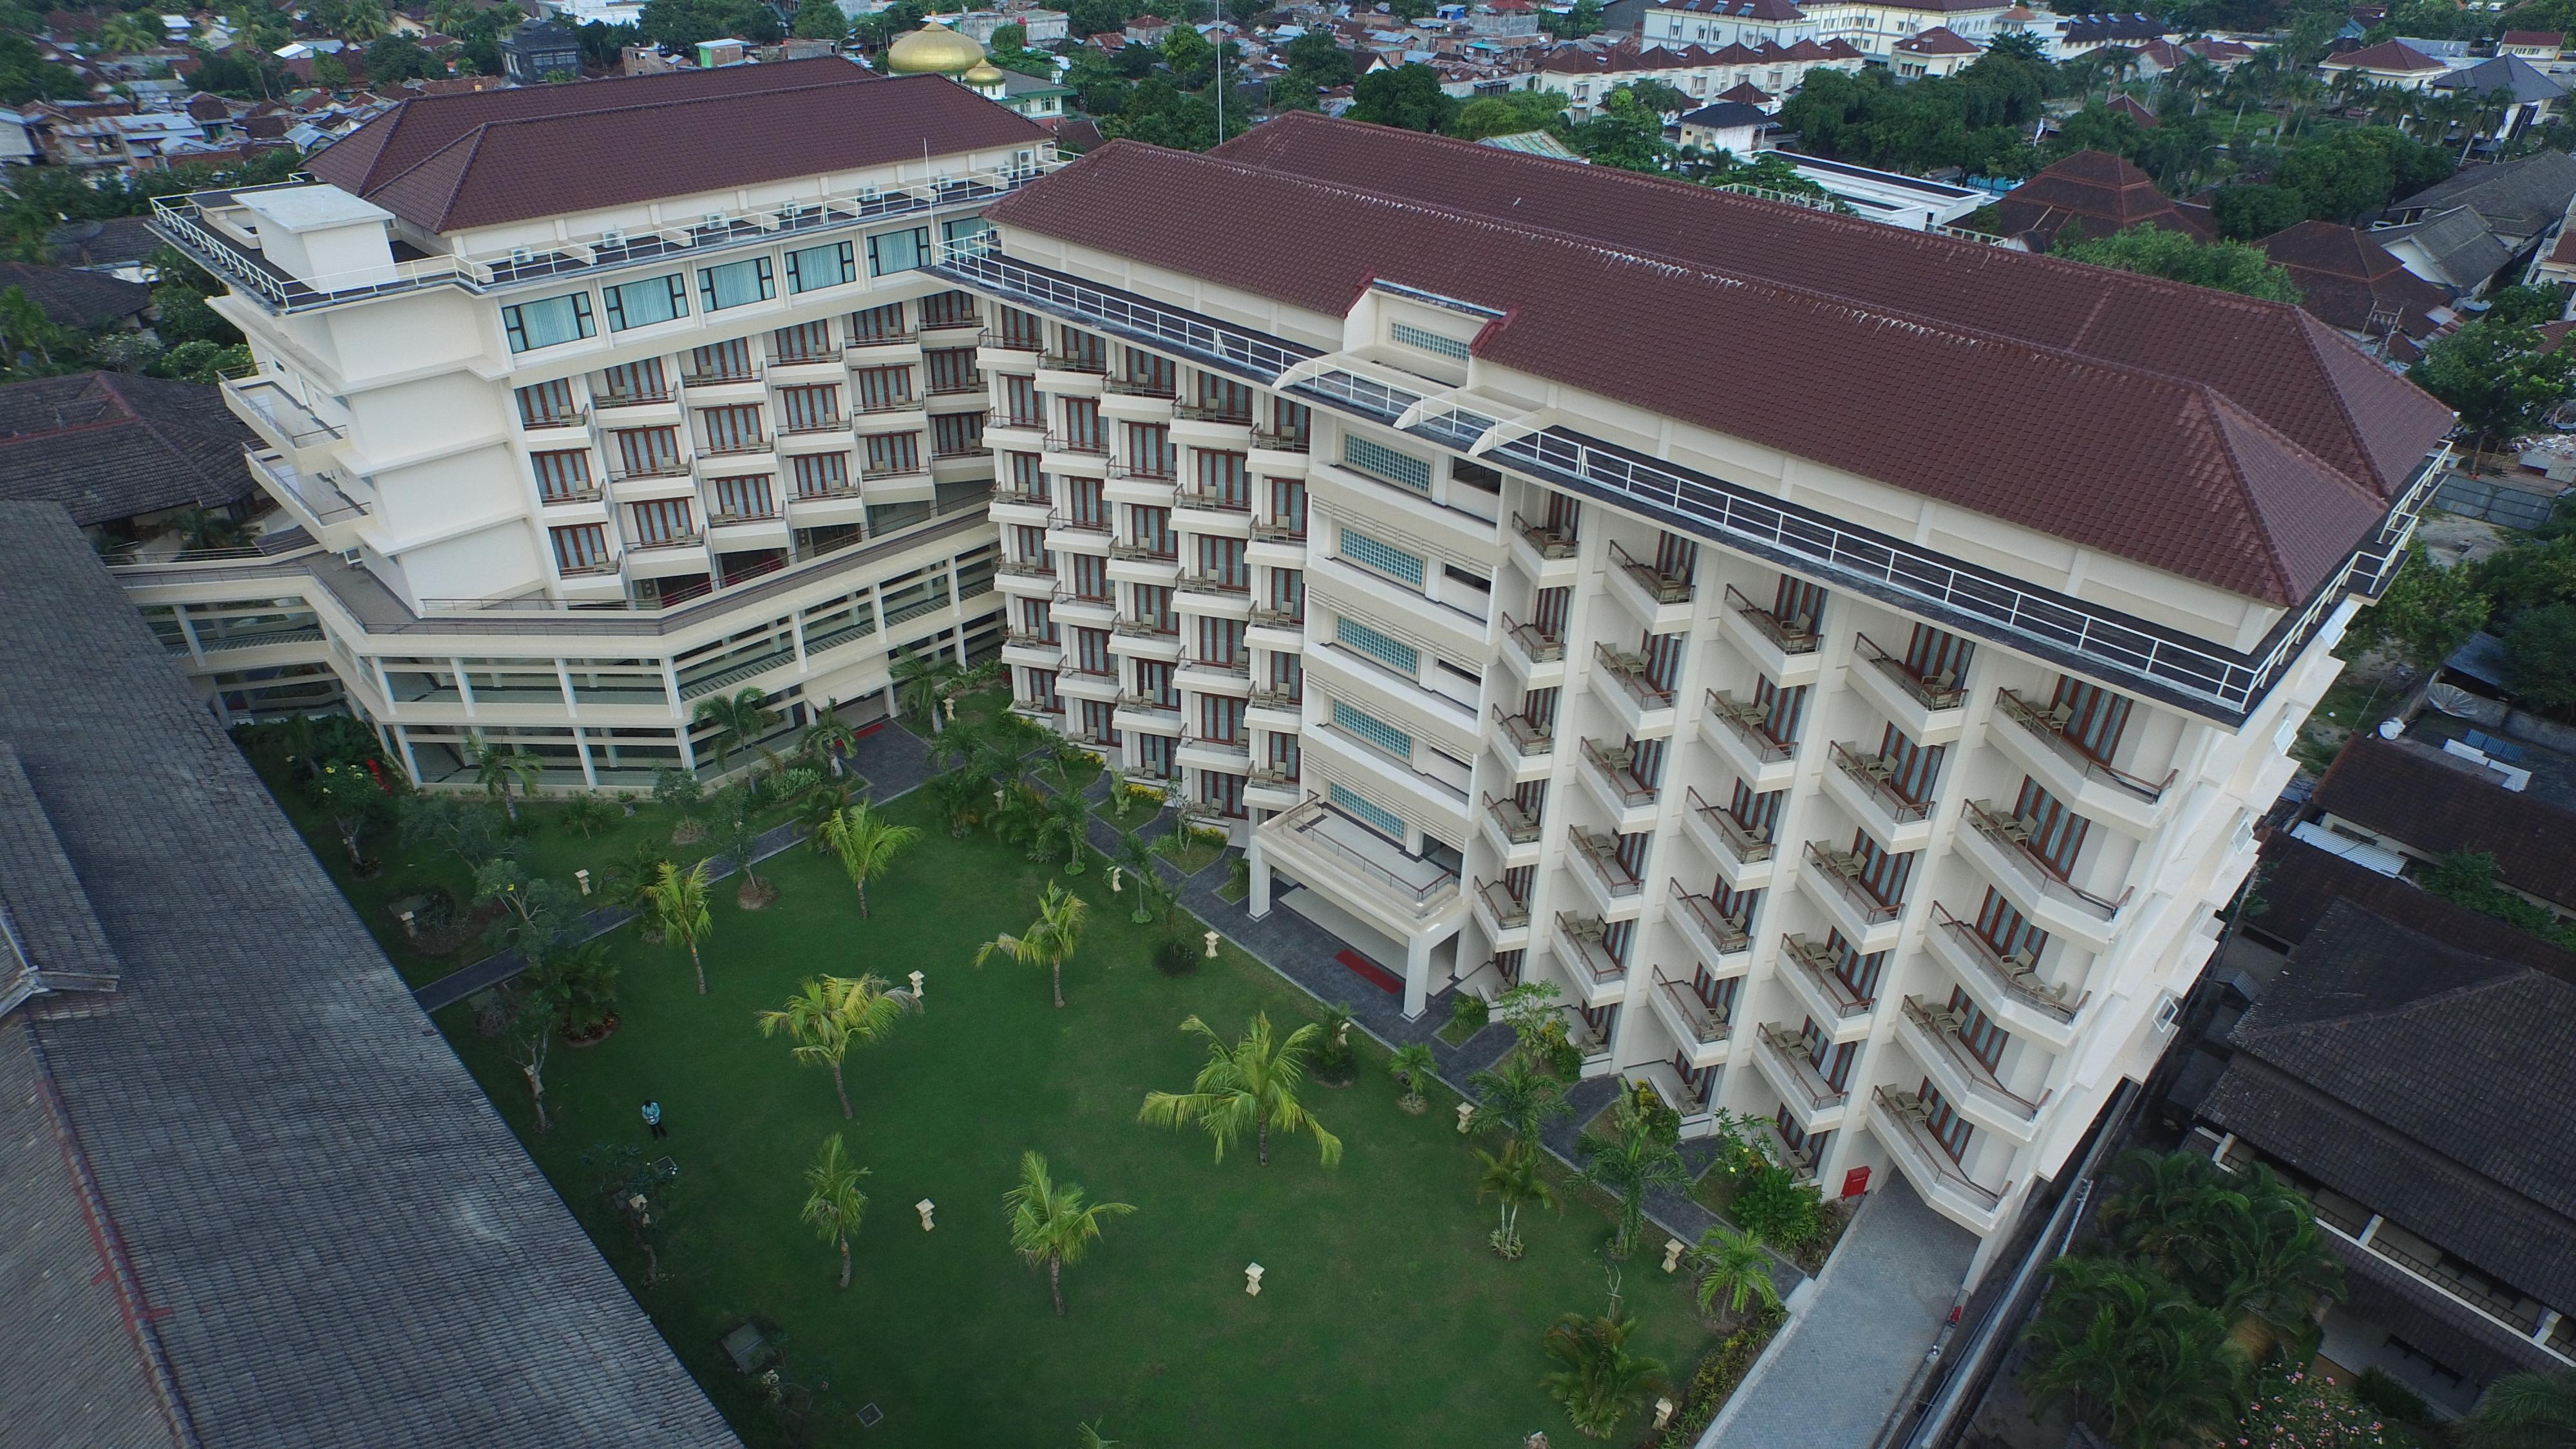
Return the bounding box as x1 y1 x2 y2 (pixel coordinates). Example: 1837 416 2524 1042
1 0 2575 1444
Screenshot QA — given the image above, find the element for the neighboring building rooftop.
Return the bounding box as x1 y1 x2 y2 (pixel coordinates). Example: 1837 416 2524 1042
2501 28 2564 48
0 371 258 527
1475 128 1585 158
0 260 151 328
1675 98 1771 129
1994 147 2214 251
2103 91 2159 126
2257 219 2448 343
2430 53 2568 105
44 214 164 272
2374 204 2516 293
2249 833 2576 981
1895 23 1980 53
0 504 735 1447
2311 732 2576 907
307 59 1048 232
2391 150 2576 240
2322 37 2446 73
1008 115 2453 606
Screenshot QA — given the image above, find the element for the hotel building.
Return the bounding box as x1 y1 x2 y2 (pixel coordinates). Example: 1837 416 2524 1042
133 61 1054 784
934 112 2455 1271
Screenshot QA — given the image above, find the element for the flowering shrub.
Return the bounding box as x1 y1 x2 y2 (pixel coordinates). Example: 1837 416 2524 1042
2235 1368 2417 1448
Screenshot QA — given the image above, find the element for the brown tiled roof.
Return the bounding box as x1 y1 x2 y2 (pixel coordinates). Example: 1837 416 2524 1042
1001 117 2450 603
1538 40 1728 72
2312 734 2576 907
2502 28 2563 46
1718 80 1772 102
2258 219 2447 339
1895 23 1979 53
2105 91 2159 126
2322 37 2444 71
1996 147 2212 250
311 61 1048 233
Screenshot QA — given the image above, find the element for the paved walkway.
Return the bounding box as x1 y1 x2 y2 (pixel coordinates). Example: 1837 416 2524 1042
1703 1173 1978 1449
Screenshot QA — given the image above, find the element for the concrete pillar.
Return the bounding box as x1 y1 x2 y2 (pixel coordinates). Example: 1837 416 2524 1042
1403 931 1434 1021
2357 1213 2383 1247
1247 837 1272 919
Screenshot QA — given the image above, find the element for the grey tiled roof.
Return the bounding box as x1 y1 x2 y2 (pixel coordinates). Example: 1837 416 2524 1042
0 743 122 1013
0 504 735 1448
2392 149 2576 240
2374 205 2515 292
0 261 150 328
2201 900 2576 1309
0 372 258 527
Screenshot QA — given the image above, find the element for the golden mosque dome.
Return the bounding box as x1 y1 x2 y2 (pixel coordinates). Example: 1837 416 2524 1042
886 21 986 75
962 58 1006 84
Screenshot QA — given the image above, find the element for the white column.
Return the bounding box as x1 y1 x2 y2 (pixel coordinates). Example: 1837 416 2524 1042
2357 1213 2384 1247
1402 931 1433 1021
1247 835 1272 919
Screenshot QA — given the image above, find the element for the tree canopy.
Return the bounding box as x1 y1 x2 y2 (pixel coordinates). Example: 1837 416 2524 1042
1347 62 1457 133
2054 225 2304 302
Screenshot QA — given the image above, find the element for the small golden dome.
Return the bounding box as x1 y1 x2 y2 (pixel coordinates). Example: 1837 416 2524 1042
886 21 985 74
962 59 1006 84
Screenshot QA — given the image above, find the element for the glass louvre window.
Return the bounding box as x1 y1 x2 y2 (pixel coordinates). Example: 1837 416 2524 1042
863 432 922 475
932 412 984 457
1337 618 1418 676
773 320 835 363
697 256 775 311
785 240 855 293
1338 527 1425 587
686 339 753 382
612 427 682 477
1331 699 1412 761
708 474 775 520
779 385 840 432
601 273 686 331
920 290 979 328
502 290 594 352
600 359 667 402
516 378 578 426
628 497 696 544
531 450 592 500
1389 321 1470 359
551 523 610 571
1329 783 1405 840
1342 435 1431 492
849 301 907 342
854 366 916 412
925 348 980 393
790 452 851 497
867 227 931 276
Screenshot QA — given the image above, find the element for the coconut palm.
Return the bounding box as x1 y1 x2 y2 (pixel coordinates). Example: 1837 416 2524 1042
799 1133 872 1289
975 880 1088 1008
338 0 391 41
1475 1139 1557 1257
690 687 777 774
814 802 920 916
1568 1101 1689 1259
641 859 714 994
755 974 918 1119
1388 1042 1436 1112
893 647 965 732
2463 1368 2576 1448
2099 1151 2343 1358
1003 1150 1135 1317
801 707 858 775
1690 1226 1782 1325
925 766 989 837
471 741 542 820
1139 1012 1343 1168
1540 1313 1668 1441
1036 785 1093 874
2019 1256 2247 1449
1468 1052 1573 1144
100 12 162 53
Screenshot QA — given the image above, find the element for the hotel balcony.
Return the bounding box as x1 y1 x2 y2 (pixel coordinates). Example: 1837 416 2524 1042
1245 685 1302 733
1720 583 1824 683
1754 1023 1848 1132
1553 913 1629 1006
1052 592 1117 628
1509 511 1579 582
990 485 1052 527
1680 786 1778 891
1177 732 1253 775
243 446 368 552
1757 1119 1821 1184
788 486 872 531
1113 692 1183 735
1850 632 1969 744
1247 513 1307 567
1249 431 1310 479
1175 571 1255 620
1589 643 1678 737
515 401 587 431
1045 513 1113 555
223 375 347 475
1800 841 1905 954
1605 541 1694 634
1626 1060 1719 1133
1173 484 1254 536
1647 970 1732 1070
621 533 710 580
1493 706 1555 779
1260 796 1463 923
1566 827 1645 918
1779 932 1876 1033
1244 763 1302 813
707 507 790 553
1959 800 2127 949
591 387 681 426
984 417 1048 453
1000 630 1061 669
1871 1087 2007 1234
1989 688 2177 834
1176 650 1253 693
1107 544 1180 589
1899 998 2047 1145
1110 619 1183 664
1926 904 2084 1049
1501 611 1567 686
1034 354 1106 394
1473 876 1533 947
1701 690 1798 791
1245 605 1303 654
1666 881 1752 975
994 559 1059 596
1480 791 1542 864
1041 431 1111 474
1056 665 1121 703
1577 738 1659 831
1824 742 1938 853
1172 401 1256 448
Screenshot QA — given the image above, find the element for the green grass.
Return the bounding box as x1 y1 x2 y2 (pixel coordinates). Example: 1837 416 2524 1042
424 791 1715 1447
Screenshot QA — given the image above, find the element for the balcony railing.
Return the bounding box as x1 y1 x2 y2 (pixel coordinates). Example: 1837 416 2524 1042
1931 904 2079 1022
1831 742 1933 823
1247 762 1300 787
1513 511 1578 559
1855 631 1965 711
1903 996 2048 1121
1705 690 1793 762
1043 431 1108 456
1112 459 1177 481
608 462 690 483
925 373 987 397
680 365 761 386
1593 643 1675 711
1555 914 1625 983
708 507 782 526
520 408 587 431
997 558 1057 578
1109 540 1175 562
1003 627 1058 649
1248 685 1302 711
1567 828 1643 897
595 388 675 408
1727 583 1821 655
1251 428 1311 453
1112 612 1178 638
1477 876 1531 929
1178 571 1250 596
1177 650 1250 678
1039 350 1109 374
857 395 925 415
1804 841 1904 923
1115 691 1180 714
628 531 705 551
1495 706 1555 757
1759 1023 1847 1108
1247 605 1302 629
1504 612 1564 663
772 346 843 366
1608 540 1694 604
1052 512 1112 535
1176 401 1255 424
778 414 848 436
994 486 1051 507
1252 513 1307 542
538 484 603 505
1874 1088 2003 1209
1653 972 1731 1045
1994 689 2175 804
1483 791 1540 844
1685 786 1774 864
1963 800 2127 920
1104 374 1176 397
1174 486 1252 513
1670 884 1750 955
1579 738 1658 808
1274 797 1459 913
1782 933 1873 1017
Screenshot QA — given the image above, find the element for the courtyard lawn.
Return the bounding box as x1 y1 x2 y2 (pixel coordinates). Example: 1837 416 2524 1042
431 792 1716 1446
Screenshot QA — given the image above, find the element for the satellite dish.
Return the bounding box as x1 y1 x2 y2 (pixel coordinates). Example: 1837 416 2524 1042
2427 682 2481 719
2377 719 2404 739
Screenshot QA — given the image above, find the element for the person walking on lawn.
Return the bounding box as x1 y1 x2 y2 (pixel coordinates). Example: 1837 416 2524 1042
642 1100 667 1139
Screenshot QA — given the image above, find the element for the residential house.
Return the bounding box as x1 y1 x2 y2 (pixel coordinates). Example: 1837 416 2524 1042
1993 148 2212 250
2103 91 2157 127
2256 220 2451 359
2040 12 2165 61
1893 24 1980 77
0 372 260 541
1803 0 2012 58
968 64 1074 121
2304 730 2576 925
44 215 164 281
2380 151 2576 292
0 261 151 330
1535 37 1861 117
2499 29 2562 60
499 17 582 83
2428 55 2566 149
1678 97 1770 151
2376 205 2519 296
1644 0 1819 50
2317 37 2448 91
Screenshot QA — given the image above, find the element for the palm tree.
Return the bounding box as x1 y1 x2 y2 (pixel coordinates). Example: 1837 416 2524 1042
799 1133 872 1289
1073 1423 1116 1449
1115 827 1175 925
690 687 777 774
1540 1313 1668 1441
2099 1151 2343 1359
1036 786 1093 874
815 803 919 916
976 880 1088 1008
1568 1102 1689 1259
893 647 964 733
1469 1052 1573 1143
339 0 391 41
756 974 919 1118
99 12 162 53
2019 1257 2248 1449
642 859 714 994
2463 1368 2576 1448
1003 1150 1135 1317
1388 1042 1437 1112
925 766 988 837
1139 1012 1343 1167
471 741 542 821
802 708 858 775
1690 1226 1782 1325
1475 1139 1557 1257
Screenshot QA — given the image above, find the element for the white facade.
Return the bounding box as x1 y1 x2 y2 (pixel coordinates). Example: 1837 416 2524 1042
1804 0 2011 57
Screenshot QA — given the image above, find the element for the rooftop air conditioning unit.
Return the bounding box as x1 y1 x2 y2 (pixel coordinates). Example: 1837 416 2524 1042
600 227 624 247
509 245 532 265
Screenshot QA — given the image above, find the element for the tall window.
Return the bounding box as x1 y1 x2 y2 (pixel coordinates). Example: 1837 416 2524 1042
1060 397 1103 451
778 385 839 432
1825 930 1885 1002
1772 576 1828 633
920 290 978 328
628 497 696 544
931 412 984 458
516 378 578 426
1195 449 1249 504
1122 423 1173 477
1055 326 1105 370
1269 567 1303 619
1654 530 1698 583
849 301 907 343
612 427 681 477
1267 398 1311 444
1133 584 1175 634
1851 833 1914 909
1945 987 2007 1070
1118 347 1173 394
502 290 593 352
1197 536 1245 589
997 305 1045 349
1137 658 1177 707
1195 374 1253 421
707 474 774 520
531 449 592 500
598 359 666 402
862 432 921 476
2012 778 2090 878
1728 781 1783 840
1003 374 1044 426
1073 627 1111 675
685 339 752 383
772 320 835 363
1754 677 1808 744
1974 888 2047 963
2051 677 2134 765
698 404 764 453
1198 616 1245 665
1066 477 1106 527
1006 451 1047 500
853 365 915 412
601 273 685 331
550 523 609 571
866 227 929 276
1202 695 1246 743
925 348 979 393
1905 623 1974 690
784 240 854 294
790 452 850 497
1877 724 1944 805
1132 506 1173 558
1918 1080 1972 1160
1070 553 1110 601
1267 477 1307 534
697 256 774 310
